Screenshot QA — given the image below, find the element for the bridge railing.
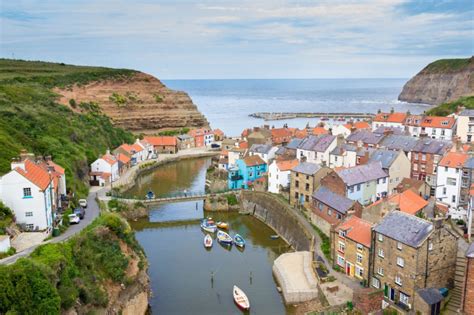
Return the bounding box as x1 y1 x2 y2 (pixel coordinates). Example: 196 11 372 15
111 188 239 201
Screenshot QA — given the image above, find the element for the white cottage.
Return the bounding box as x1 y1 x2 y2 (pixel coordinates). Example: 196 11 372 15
91 151 119 182
268 159 299 194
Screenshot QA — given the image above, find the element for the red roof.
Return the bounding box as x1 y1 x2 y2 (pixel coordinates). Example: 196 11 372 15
439 152 468 169
367 189 428 215
239 141 248 149
117 153 131 164
312 127 329 135
271 128 293 139
420 116 455 129
336 216 372 247
102 154 118 165
118 143 133 154
344 121 370 130
294 129 307 139
243 155 266 167
374 112 407 123
15 159 52 190
46 161 65 175
276 159 299 171
213 129 224 136
131 143 144 152
144 136 177 146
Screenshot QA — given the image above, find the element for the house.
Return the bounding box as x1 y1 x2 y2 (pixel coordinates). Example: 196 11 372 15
248 144 278 163
435 152 469 219
268 159 299 194
329 144 357 169
218 152 229 171
332 121 371 138
395 178 431 197
89 172 111 187
372 111 407 131
0 157 56 230
188 128 214 147
362 189 429 224
380 134 418 159
289 162 332 208
213 129 224 141
371 212 457 313
410 138 452 193
113 141 147 165
404 114 424 137
456 110 474 143
144 136 178 154
177 134 195 150
91 151 119 182
228 155 267 190
296 134 337 166
311 186 363 235
116 153 131 175
332 216 372 283
346 130 385 148
271 128 294 145
459 157 474 214
321 162 388 206
222 138 237 150
247 127 272 147
311 126 329 136
405 115 456 140
228 148 246 168
368 149 411 194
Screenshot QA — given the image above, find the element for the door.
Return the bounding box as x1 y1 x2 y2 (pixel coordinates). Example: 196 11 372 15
390 287 395 301
431 302 441 315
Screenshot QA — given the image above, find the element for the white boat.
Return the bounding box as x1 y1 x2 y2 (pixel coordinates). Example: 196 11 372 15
233 285 250 310
201 218 217 233
204 234 213 248
217 230 233 244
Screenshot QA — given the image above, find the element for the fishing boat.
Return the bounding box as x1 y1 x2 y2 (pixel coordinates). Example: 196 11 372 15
201 218 217 233
270 234 280 240
146 190 155 200
217 230 233 244
233 234 245 248
216 221 229 230
233 285 250 311
204 234 213 248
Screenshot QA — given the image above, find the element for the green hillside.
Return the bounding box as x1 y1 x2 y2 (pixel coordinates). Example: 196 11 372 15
426 96 474 116
422 57 473 73
0 59 136 196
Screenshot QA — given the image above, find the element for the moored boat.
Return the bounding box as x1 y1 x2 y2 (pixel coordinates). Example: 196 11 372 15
233 234 245 248
216 221 229 230
217 230 233 244
201 218 217 233
233 285 250 310
270 234 280 240
146 190 155 200
204 234 213 248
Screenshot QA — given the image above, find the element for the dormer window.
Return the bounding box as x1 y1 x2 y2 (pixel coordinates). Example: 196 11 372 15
339 230 346 237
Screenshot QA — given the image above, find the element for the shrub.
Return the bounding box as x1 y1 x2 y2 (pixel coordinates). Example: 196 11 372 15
226 194 238 206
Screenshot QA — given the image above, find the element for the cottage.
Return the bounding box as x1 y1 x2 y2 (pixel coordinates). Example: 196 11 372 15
113 141 147 165
271 127 294 145
213 129 224 141
222 138 237 150
248 144 278 163
144 136 178 154
372 111 407 130
405 115 456 140
289 162 332 208
456 110 474 143
177 134 195 150
268 159 299 194
116 153 131 175
296 134 337 166
189 128 214 147
329 144 357 169
91 151 120 182
368 149 411 194
346 130 385 148
228 155 267 190
247 127 272 147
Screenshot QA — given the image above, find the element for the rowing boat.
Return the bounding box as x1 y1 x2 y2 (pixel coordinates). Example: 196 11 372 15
217 230 233 244
204 234 213 248
233 285 250 310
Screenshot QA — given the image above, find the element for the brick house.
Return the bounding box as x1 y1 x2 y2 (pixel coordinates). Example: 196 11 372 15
371 212 458 313
143 136 178 154
332 216 372 284
289 162 332 209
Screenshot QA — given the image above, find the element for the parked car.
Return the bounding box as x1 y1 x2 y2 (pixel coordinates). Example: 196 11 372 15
68 213 80 224
78 199 88 208
211 143 221 148
74 207 85 219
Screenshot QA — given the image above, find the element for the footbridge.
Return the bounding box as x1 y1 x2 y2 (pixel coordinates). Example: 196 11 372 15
112 190 239 206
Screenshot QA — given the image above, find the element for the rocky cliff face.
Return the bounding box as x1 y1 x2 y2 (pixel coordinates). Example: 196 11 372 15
399 57 474 105
54 72 209 133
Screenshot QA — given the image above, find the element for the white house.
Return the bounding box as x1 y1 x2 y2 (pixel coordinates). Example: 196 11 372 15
436 152 468 219
0 158 54 231
296 135 337 166
456 110 474 143
138 139 155 160
372 112 407 131
268 159 299 193
91 151 120 182
248 144 278 163
0 235 10 253
329 145 357 169
331 124 352 139
228 148 246 168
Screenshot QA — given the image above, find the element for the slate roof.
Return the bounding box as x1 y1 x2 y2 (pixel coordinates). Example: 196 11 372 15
297 135 336 152
412 138 452 155
346 130 385 145
312 187 355 214
336 162 387 186
287 138 303 150
275 146 287 155
249 144 273 154
380 134 418 152
464 157 474 169
460 109 474 116
368 150 400 169
330 144 357 155
292 162 321 175
374 211 433 248
177 134 193 141
373 126 406 135
242 155 266 167
417 288 444 305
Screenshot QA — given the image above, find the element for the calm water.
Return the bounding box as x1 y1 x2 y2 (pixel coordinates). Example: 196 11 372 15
164 79 431 136
128 158 290 314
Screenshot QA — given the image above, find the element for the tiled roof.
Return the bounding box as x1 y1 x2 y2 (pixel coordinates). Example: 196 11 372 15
15 159 52 190
412 138 452 155
144 136 177 146
292 162 321 175
420 116 456 129
404 115 424 126
312 186 355 214
243 155 266 167
118 143 133 154
336 216 373 247
439 152 468 169
344 121 370 130
249 144 273 154
46 161 65 175
368 150 400 169
312 127 329 135
396 178 426 192
188 128 213 136
294 129 308 139
367 189 428 215
346 130 385 145
213 128 224 136
239 141 248 149
374 112 407 123
102 154 118 166
271 128 293 139
131 143 144 152
117 153 131 164
336 162 387 186
297 135 336 152
276 159 299 171
417 288 444 305
380 134 419 152
374 211 433 248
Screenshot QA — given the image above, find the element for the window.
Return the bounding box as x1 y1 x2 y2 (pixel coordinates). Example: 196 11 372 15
339 230 346 237
383 177 386 184
349 186 354 193
429 242 433 251
355 266 364 278
356 253 363 264
336 213 342 220
377 267 384 276
305 183 310 191
447 177 457 186
337 255 345 267
378 248 384 258
306 175 309 180
356 184 361 191
25 212 33 217
422 154 426 161
294 192 299 199
295 180 299 188
305 195 309 202
413 164 418 171
23 187 32 198
443 187 447 195
328 209 332 216
357 243 363 251
397 257 405 267
26 224 34 230
414 154 418 160
378 234 383 242
399 292 410 306
397 242 403 250
452 195 456 203
338 241 345 253
395 274 402 286
372 277 380 289
318 203 323 211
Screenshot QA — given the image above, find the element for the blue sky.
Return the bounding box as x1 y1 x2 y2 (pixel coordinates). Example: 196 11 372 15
1 0 473 79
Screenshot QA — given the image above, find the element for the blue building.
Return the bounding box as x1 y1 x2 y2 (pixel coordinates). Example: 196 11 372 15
228 155 267 189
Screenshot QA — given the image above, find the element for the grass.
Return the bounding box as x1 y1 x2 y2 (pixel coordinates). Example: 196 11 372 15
311 223 332 262
426 96 474 116
423 57 472 73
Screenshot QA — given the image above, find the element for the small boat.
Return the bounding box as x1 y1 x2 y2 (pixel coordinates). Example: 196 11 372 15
233 285 250 311
201 218 217 233
204 234 213 248
217 230 233 244
321 117 329 121
146 190 155 200
216 221 229 230
270 234 280 240
234 234 245 248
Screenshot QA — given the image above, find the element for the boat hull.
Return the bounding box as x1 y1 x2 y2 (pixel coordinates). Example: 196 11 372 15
217 231 233 244
233 285 250 311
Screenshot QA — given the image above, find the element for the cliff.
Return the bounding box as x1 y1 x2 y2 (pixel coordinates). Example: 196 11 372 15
54 72 209 134
398 57 474 105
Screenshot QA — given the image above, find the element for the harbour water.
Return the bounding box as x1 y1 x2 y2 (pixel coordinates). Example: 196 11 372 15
164 78 431 136
128 158 291 314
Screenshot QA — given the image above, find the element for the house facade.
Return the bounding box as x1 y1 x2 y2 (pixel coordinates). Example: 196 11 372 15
456 110 474 143
368 149 411 194
268 159 299 194
329 144 357 169
289 162 332 208
228 155 267 190
189 128 214 147
91 152 120 182
144 136 178 154
177 134 195 150
372 111 407 131
296 134 337 166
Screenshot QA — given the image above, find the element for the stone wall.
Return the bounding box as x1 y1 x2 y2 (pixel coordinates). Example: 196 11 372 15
353 288 384 314
463 257 474 313
241 191 313 251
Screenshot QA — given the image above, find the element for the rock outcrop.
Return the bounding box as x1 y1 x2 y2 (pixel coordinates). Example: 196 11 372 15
54 72 209 134
399 57 474 105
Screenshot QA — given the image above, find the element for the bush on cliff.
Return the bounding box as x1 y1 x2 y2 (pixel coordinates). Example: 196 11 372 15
426 96 474 116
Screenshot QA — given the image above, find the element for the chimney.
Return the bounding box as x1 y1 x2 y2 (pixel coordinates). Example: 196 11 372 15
383 129 393 136
106 149 110 155
390 107 394 114
337 134 345 146
19 150 34 162
11 157 26 171
45 155 52 162
432 217 444 229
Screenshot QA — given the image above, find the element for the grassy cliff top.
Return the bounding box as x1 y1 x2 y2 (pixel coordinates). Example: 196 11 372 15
426 96 474 116
422 57 473 74
0 59 137 87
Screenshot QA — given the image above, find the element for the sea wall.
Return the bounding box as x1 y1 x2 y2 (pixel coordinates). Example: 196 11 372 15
240 191 313 251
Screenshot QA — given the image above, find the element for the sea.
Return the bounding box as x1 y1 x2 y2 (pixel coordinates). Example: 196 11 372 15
163 78 432 137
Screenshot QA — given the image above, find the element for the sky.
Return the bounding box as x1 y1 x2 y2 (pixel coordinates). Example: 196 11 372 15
0 0 473 79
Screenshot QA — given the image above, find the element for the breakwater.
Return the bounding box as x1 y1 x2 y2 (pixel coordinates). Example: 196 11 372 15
249 112 375 121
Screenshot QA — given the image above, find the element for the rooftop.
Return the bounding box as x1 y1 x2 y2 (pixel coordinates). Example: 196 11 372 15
439 151 468 169
380 134 419 152
417 288 444 305
297 134 336 152
312 186 356 214
286 138 303 150
412 138 452 155
242 155 266 167
249 143 273 154
420 116 456 129
276 159 299 171
336 162 387 186
367 189 428 215
144 136 177 146
336 216 373 247
374 112 407 123
292 161 322 175
368 150 400 169
14 159 53 190
346 130 385 145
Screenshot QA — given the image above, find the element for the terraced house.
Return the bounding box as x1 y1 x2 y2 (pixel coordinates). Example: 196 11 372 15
289 162 332 208
371 212 457 313
368 149 411 194
405 115 456 140
296 134 337 166
372 111 407 131
228 155 267 190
